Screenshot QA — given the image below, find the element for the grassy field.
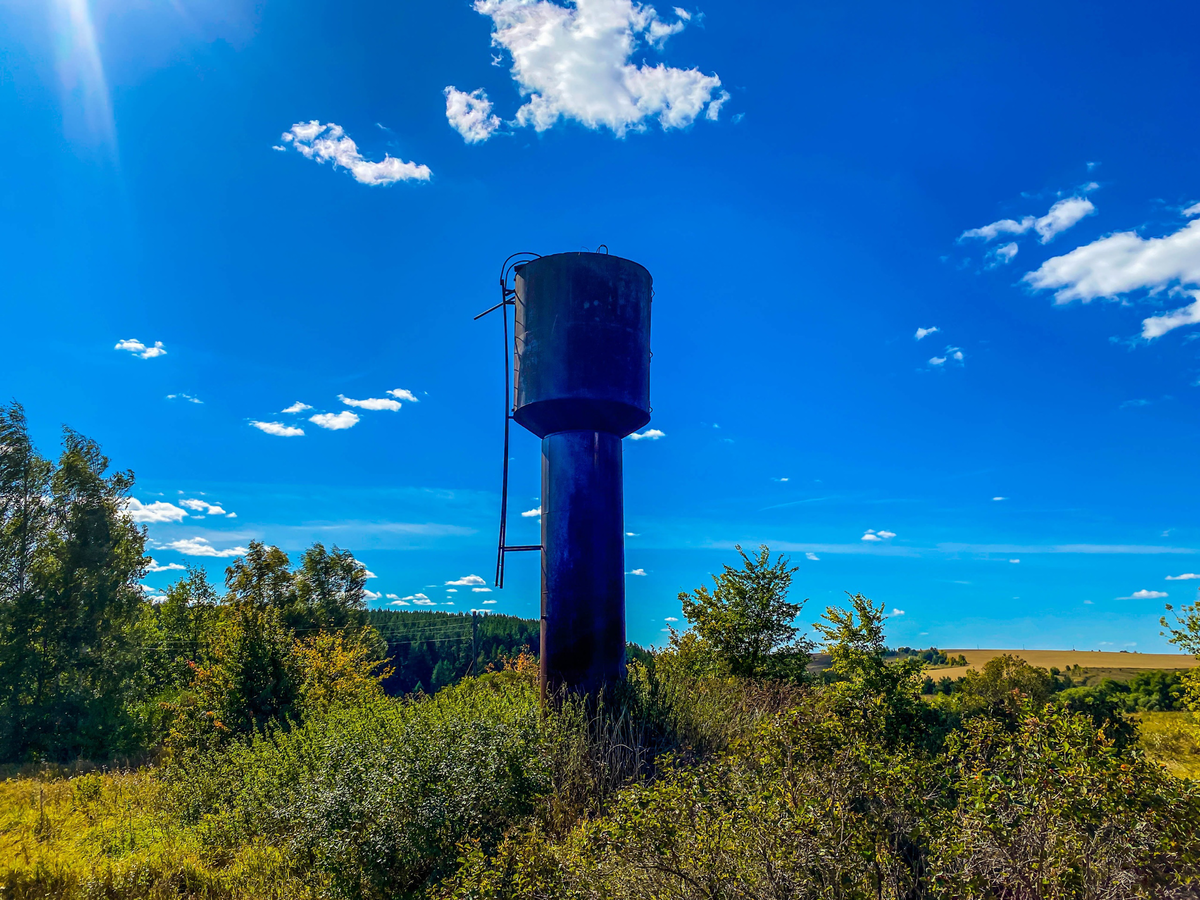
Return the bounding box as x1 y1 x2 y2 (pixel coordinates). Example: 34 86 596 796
1137 711 1200 778
0 770 317 899
930 648 1194 681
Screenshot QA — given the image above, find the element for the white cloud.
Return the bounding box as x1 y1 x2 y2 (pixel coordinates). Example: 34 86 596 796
146 559 186 572
1184 202 1200 217
280 121 431 185
914 326 939 340
986 242 1019 267
385 593 400 599
159 537 248 558
483 599 497 604
1166 573 1200 581
472 587 493 592
387 389 420 403
309 411 359 430
474 0 726 137
447 574 487 586
627 568 647 576
338 394 402 412
1141 291 1200 340
1118 589 1169 600
664 615 679 622
364 589 381 601
281 402 311 414
413 597 435 606
126 498 189 524
961 196 1095 244
993 496 1007 501
115 339 166 359
362 569 377 579
889 608 906 617
805 552 819 561
521 507 542 517
929 356 946 366
630 429 665 440
180 498 232 517
626 532 639 536
862 529 895 542
251 420 305 437
772 476 790 482
445 86 502 143
167 393 202 404
1009 559 1020 564
446 588 458 593
1024 217 1200 313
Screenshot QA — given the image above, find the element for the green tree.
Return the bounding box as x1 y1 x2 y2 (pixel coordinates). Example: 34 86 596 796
0 419 147 760
956 653 1055 717
293 542 370 633
813 592 933 748
676 544 811 678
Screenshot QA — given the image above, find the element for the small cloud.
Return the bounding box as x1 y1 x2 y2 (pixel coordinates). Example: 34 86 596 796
271 144 287 151
159 537 248 558
1009 559 1020 564
985 242 1018 268
993 496 1007 501
387 389 419 403
146 559 186 572
772 477 790 482
521 507 542 518
339 394 402 412
389 598 410 606
914 326 939 340
626 532 639 537
362 569 377 579
664 616 679 622
1166 573 1200 581
629 429 665 441
1117 589 1169 600
805 552 820 561
889 608 906 617
446 588 458 593
472 587 492 592
446 574 486 586
482 599 497 604
1184 202 1200 217
180 498 233 517
1084 599 1094 605
929 356 947 366
126 498 188 524
309 411 359 430
166 393 202 404
279 121 431 185
444 86 502 143
251 420 305 437
876 530 896 539
363 589 382 601
281 402 312 414
960 196 1095 244
115 339 166 359
627 568 647 576
862 532 882 542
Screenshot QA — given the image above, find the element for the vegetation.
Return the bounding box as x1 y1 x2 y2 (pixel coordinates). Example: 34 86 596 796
5 402 1200 898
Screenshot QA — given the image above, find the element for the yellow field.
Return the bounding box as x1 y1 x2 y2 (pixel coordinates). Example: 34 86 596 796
930 648 1195 680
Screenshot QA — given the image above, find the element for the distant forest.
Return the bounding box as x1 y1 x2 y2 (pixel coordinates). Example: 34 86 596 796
367 609 652 695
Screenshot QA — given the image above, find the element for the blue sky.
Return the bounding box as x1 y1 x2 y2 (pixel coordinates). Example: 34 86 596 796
4 0 1200 652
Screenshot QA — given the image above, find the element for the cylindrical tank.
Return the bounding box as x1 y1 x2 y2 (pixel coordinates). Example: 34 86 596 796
513 253 652 439
540 431 626 695
507 252 652 698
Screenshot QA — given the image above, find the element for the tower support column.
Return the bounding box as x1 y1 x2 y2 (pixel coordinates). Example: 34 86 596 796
540 430 626 699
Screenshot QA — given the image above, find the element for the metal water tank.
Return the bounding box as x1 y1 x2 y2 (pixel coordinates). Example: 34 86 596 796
512 253 652 439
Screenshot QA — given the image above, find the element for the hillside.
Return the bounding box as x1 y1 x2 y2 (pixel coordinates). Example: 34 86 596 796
931 648 1194 680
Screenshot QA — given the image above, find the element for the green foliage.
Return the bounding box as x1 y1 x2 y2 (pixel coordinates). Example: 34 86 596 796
674 544 812 679
1162 593 1200 657
932 702 1200 897
0 403 149 761
890 645 966 666
955 652 1055 715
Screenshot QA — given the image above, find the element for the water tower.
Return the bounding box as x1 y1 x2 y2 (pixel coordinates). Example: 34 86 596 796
478 251 653 698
